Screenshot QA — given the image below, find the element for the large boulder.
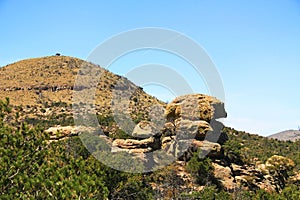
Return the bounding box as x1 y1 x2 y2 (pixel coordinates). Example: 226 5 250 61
175 119 212 140
191 140 222 158
111 137 161 169
165 94 226 122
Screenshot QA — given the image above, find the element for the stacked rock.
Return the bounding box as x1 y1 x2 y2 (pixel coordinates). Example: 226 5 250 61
110 94 228 167
161 94 227 160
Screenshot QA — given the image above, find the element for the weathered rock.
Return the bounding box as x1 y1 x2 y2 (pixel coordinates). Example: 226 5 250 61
290 172 300 184
161 136 173 150
132 120 158 138
162 119 228 145
164 94 228 145
263 155 295 192
229 161 292 193
175 119 212 140
255 163 268 175
214 162 278 192
111 146 152 154
162 136 222 160
160 136 192 159
192 140 222 158
212 163 236 191
112 137 156 149
45 125 80 140
205 120 228 144
257 176 278 193
111 137 161 170
45 125 77 134
231 163 244 175
161 122 176 137
165 94 226 122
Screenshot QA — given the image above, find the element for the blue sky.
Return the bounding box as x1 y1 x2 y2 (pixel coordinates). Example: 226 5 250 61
1 0 300 136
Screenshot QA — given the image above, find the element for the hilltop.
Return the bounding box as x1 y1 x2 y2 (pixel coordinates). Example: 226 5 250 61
0 55 163 115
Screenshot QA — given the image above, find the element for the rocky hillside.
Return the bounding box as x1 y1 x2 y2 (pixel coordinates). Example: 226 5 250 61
1 56 300 199
268 130 300 142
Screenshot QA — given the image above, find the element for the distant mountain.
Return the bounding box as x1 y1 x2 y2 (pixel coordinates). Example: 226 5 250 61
268 129 300 141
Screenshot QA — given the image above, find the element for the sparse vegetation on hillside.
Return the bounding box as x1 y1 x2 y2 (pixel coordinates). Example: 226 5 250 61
223 127 300 170
1 56 300 199
0 99 153 199
2 99 300 199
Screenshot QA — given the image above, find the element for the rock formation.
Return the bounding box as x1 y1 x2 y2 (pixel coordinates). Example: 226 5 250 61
44 93 295 193
161 94 227 160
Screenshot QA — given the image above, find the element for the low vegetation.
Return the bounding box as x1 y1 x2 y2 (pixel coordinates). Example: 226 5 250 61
1 95 300 199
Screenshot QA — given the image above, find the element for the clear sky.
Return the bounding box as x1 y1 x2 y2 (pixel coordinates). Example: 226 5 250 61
1 0 300 136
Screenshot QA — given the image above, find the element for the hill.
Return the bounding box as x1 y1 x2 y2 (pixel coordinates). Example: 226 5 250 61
0 55 165 138
0 55 163 111
268 130 300 142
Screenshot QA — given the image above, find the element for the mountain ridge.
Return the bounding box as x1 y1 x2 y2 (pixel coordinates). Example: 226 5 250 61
268 129 300 141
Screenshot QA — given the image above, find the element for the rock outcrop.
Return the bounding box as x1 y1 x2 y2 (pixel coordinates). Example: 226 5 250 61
45 125 80 140
161 94 227 161
103 93 228 170
211 155 295 193
213 162 236 191
44 94 295 194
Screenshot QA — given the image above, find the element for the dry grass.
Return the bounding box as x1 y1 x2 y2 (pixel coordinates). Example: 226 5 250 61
0 55 165 120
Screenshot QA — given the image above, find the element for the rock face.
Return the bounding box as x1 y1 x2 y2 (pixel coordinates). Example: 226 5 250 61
43 94 294 194
175 119 212 140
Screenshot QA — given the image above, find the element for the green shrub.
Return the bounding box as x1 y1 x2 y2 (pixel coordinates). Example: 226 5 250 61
186 152 215 186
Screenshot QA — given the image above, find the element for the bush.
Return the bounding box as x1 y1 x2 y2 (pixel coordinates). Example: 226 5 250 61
223 139 243 164
180 186 232 200
186 152 215 186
